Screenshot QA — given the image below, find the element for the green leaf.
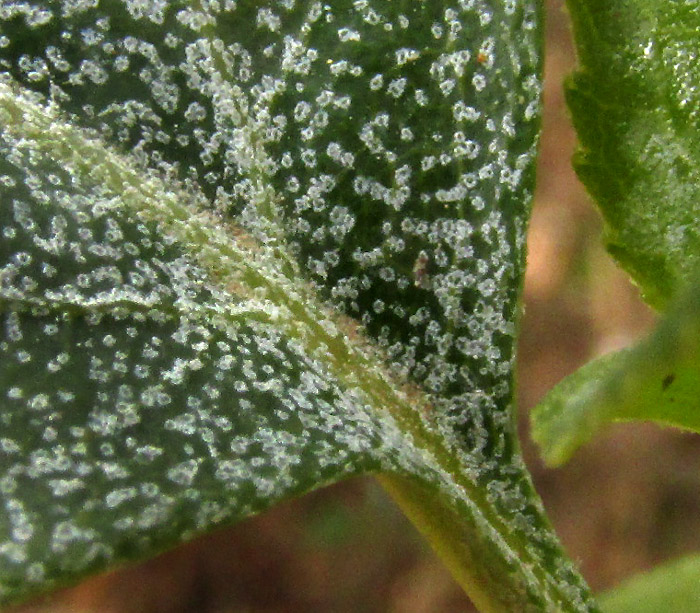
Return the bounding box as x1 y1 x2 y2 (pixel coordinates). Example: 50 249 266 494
599 554 700 613
532 281 700 466
0 0 542 459
566 0 700 309
0 2 599 611
0 85 598 613
532 0 700 465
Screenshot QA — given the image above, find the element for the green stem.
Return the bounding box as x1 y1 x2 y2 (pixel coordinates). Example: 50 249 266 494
379 472 600 613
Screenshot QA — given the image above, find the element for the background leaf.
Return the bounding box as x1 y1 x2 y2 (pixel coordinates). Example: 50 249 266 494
599 554 700 613
532 281 700 465
565 0 700 309
532 0 700 462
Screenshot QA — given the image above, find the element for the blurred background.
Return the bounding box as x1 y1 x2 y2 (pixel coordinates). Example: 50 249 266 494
11 2 700 611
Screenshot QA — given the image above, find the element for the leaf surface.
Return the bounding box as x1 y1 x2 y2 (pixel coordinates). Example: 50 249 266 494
566 0 700 308
0 83 598 612
0 1 598 611
0 0 544 458
0 82 414 603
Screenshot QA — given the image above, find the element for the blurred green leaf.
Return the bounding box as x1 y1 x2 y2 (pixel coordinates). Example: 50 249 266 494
0 1 599 611
532 281 700 466
566 0 700 309
600 554 700 613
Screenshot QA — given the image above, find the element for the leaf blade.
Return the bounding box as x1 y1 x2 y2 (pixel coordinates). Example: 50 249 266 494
0 80 601 611
0 2 601 610
0 0 543 457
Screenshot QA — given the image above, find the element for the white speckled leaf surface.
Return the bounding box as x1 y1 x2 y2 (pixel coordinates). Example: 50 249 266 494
0 1 598 611
0 0 541 451
0 87 402 599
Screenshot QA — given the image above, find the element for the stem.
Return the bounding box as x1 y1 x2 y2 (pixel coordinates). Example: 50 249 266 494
379 472 600 613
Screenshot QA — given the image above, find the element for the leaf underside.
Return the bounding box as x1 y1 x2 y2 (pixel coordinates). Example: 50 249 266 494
0 111 397 593
0 1 597 611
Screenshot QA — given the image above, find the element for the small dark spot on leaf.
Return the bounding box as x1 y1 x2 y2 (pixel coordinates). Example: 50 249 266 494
662 374 675 391
412 251 431 290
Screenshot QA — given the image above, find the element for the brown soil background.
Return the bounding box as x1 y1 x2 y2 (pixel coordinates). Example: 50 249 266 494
11 3 700 611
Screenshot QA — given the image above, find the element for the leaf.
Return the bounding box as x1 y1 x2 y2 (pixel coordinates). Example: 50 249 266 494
0 85 598 613
566 0 700 309
0 2 598 611
532 281 700 466
0 0 543 461
599 554 700 613
532 0 700 465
